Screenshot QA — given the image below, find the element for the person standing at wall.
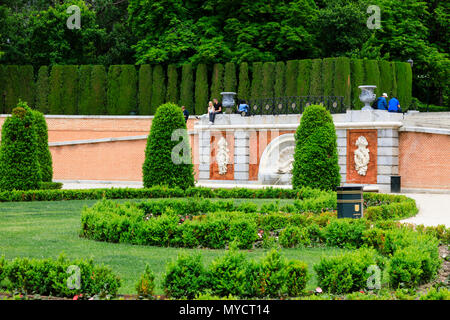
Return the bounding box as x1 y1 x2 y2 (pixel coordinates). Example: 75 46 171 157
181 105 189 123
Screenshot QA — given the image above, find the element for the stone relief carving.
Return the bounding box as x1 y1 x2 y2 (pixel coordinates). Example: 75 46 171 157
277 146 295 174
216 137 230 175
354 136 370 176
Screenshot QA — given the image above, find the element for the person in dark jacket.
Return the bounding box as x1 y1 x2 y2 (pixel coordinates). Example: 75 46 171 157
213 98 223 114
377 93 388 110
181 106 189 123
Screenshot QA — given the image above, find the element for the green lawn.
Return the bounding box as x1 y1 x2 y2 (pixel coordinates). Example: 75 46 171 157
0 199 344 295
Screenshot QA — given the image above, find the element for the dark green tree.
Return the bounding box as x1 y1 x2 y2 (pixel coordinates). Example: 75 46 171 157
322 58 334 97
224 62 236 93
0 101 41 190
151 64 166 114
285 60 299 96
180 64 194 114
297 59 311 96
78 65 93 115
309 59 323 97
334 57 351 107
90 65 107 115
210 63 224 101
117 65 137 114
274 61 286 98
292 104 340 191
142 102 194 189
237 62 250 101
31 109 52 182
364 60 380 97
395 62 412 109
166 64 179 104
106 65 121 115
138 65 153 115
195 64 209 114
250 62 263 100
35 66 49 114
262 62 276 98
350 59 365 109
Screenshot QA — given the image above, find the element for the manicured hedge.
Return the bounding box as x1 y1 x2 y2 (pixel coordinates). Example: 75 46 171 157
179 64 194 114
195 63 209 113
334 57 351 107
309 59 323 96
0 255 121 298
297 59 311 96
78 65 93 115
250 62 263 100
262 62 276 98
31 110 53 182
350 59 365 109
237 62 250 100
395 61 413 109
210 63 224 101
274 61 286 98
284 60 299 97
138 64 153 115
35 66 49 114
224 62 237 93
90 65 108 115
165 64 179 105
364 59 380 97
322 58 334 97
151 64 166 114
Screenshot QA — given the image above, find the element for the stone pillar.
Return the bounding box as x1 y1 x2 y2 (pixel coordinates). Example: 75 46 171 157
336 129 347 183
377 128 399 191
234 129 250 181
198 129 211 180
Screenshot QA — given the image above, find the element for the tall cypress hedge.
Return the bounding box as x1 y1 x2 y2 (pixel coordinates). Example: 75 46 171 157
262 62 275 98
142 102 194 189
48 65 63 114
274 61 285 98
78 65 93 115
138 65 152 115
285 60 299 96
31 109 53 182
251 62 263 100
309 59 323 97
195 64 209 114
292 104 340 191
350 59 365 109
179 64 194 114
297 59 311 96
19 65 35 108
107 65 121 115
334 57 351 107
364 60 380 97
0 102 41 191
90 65 107 115
166 64 179 104
4 65 20 113
151 64 166 114
210 63 224 101
119 65 138 115
237 62 250 101
224 62 236 93
61 65 78 115
395 62 412 108
0 65 5 113
322 58 334 97
379 60 394 99
35 66 49 114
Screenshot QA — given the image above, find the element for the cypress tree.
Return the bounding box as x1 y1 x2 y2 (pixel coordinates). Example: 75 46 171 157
117 65 137 115
142 102 194 189
390 62 398 99
334 57 351 107
195 64 209 114
364 60 380 97
297 59 312 96
4 65 20 113
0 65 5 113
166 64 179 104
107 65 121 115
285 60 299 96
322 58 334 97
379 60 393 99
210 63 224 101
350 59 365 109
395 62 412 109
90 65 107 115
48 65 64 114
274 61 285 98
262 62 276 98
250 62 263 100
179 63 194 114
61 65 78 115
139 65 153 115
0 101 41 191
309 59 323 97
31 109 53 182
78 65 93 115
18 65 35 108
292 104 340 191
151 64 166 114
224 62 236 93
35 66 50 114
237 62 250 100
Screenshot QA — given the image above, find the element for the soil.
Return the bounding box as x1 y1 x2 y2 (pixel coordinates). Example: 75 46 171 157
417 245 450 294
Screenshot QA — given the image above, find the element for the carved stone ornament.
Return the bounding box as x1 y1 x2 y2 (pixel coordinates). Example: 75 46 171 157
354 136 370 176
216 137 230 175
277 146 295 174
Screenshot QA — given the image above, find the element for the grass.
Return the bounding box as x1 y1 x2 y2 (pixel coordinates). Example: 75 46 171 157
0 199 344 295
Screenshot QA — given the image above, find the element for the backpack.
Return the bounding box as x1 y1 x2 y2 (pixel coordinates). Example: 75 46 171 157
371 98 379 109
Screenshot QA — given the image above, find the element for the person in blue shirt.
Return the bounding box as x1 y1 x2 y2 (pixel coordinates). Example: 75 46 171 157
388 97 402 113
377 93 388 110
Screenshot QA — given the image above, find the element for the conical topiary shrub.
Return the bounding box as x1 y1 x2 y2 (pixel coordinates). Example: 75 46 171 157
0 101 41 190
292 104 340 191
32 109 53 182
142 103 194 189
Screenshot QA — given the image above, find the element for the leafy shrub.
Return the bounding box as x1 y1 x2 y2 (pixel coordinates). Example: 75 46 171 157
135 264 155 298
0 102 41 191
419 287 450 300
292 104 340 191
162 253 208 299
31 109 53 182
208 247 248 297
142 102 195 189
2 255 121 298
314 248 384 294
279 226 311 248
323 218 369 249
284 260 309 297
39 182 63 190
362 228 386 251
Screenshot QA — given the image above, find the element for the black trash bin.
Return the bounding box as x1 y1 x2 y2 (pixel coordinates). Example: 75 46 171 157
391 176 401 193
336 186 364 219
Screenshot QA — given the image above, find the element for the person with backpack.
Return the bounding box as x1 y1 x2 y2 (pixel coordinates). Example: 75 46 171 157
388 97 402 113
